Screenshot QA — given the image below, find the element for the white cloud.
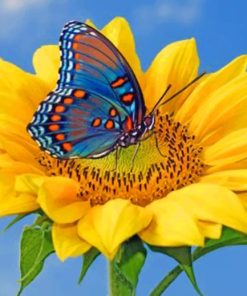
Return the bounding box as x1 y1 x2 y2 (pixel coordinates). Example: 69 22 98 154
0 0 76 40
2 0 47 12
136 0 203 27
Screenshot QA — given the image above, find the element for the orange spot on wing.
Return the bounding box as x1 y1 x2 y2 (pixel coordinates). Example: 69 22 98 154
49 124 60 131
121 93 134 105
72 43 79 50
74 89 86 98
75 63 81 70
51 115 61 122
64 98 73 105
111 76 127 88
55 105 65 113
92 117 102 127
56 134 65 141
62 142 72 152
75 53 80 59
124 116 133 131
105 119 115 129
109 108 117 117
74 35 82 42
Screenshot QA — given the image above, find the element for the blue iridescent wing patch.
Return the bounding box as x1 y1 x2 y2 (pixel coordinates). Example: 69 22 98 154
27 21 145 159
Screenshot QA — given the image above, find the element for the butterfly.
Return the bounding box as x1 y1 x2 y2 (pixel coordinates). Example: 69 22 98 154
27 21 156 159
27 21 204 160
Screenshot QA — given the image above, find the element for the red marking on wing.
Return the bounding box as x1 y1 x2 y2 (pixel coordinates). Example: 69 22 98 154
73 52 105 71
73 89 86 98
51 115 61 122
92 117 102 127
109 108 118 117
75 63 81 70
121 93 134 105
74 35 81 42
49 124 60 131
62 142 72 152
56 134 65 141
64 98 73 105
73 34 119 67
111 76 127 88
72 43 78 50
124 116 133 131
55 105 65 113
105 119 115 129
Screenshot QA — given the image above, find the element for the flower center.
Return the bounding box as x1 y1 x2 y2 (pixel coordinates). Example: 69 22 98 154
37 112 205 206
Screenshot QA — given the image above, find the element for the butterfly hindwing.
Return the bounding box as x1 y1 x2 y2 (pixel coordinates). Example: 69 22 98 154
28 21 145 159
28 88 122 158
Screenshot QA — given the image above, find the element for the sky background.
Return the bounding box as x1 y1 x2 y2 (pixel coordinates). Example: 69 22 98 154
0 0 247 295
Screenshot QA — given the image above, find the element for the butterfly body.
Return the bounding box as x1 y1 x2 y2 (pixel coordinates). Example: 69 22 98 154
27 21 153 159
117 115 154 147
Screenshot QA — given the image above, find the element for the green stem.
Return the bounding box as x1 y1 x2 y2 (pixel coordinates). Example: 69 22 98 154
150 265 183 296
108 261 114 296
108 260 135 296
150 250 206 296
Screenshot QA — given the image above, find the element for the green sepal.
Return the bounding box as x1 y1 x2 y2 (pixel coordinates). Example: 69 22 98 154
193 227 247 260
17 221 54 296
1 214 28 235
34 214 52 227
150 227 247 296
110 236 147 296
78 248 100 284
1 210 48 235
149 245 203 296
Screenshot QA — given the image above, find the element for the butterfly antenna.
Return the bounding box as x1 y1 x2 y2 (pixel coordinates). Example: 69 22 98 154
150 72 206 114
150 84 172 114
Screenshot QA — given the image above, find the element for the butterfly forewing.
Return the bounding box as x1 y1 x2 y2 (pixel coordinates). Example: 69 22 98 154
28 21 145 159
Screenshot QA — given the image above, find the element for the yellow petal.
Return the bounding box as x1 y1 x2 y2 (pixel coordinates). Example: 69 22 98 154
0 59 48 121
176 55 247 124
169 183 247 233
38 177 90 224
139 197 204 246
0 136 37 166
15 174 45 195
101 17 143 83
143 38 199 112
0 115 39 163
200 170 247 191
0 153 17 169
203 128 247 166
0 193 39 216
197 221 222 240
205 159 247 174
0 173 39 216
77 199 152 260
85 19 96 28
33 45 60 89
0 173 15 198
0 154 44 175
189 75 247 142
238 192 247 210
52 223 91 261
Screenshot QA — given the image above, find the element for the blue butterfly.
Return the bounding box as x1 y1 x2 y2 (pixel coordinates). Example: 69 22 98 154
27 21 204 160
27 21 154 159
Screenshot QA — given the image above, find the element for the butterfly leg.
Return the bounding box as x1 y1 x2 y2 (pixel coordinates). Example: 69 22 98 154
111 145 120 172
139 130 154 142
140 130 167 158
130 142 141 172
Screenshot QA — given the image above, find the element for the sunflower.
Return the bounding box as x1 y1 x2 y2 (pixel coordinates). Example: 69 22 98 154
0 17 247 261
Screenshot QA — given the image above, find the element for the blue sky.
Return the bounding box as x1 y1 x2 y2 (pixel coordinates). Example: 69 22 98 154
0 0 247 295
